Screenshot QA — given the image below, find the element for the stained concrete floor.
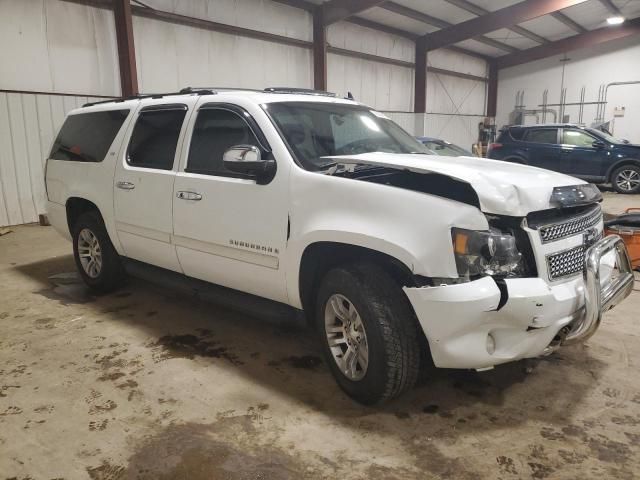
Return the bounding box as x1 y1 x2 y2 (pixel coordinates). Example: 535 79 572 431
1 195 640 480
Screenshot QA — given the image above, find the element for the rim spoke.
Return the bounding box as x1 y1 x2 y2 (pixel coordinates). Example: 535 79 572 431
328 336 347 347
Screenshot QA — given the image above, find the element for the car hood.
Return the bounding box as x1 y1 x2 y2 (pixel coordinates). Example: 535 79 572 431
326 152 587 216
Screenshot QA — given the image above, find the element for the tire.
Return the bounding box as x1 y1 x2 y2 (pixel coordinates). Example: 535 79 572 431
315 263 420 405
611 165 640 194
72 211 124 293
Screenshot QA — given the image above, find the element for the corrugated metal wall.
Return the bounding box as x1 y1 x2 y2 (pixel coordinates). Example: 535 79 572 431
0 0 490 227
0 92 106 227
385 112 482 152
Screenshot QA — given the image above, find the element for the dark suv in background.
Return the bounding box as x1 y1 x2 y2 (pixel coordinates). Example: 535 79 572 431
488 124 640 194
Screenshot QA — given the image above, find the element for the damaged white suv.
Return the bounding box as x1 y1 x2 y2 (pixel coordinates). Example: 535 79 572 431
45 87 634 404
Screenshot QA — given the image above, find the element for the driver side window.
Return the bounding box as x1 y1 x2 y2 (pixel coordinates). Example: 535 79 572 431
562 130 596 147
186 108 260 177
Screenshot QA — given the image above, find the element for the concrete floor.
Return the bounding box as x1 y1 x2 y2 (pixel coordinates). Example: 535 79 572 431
1 193 639 480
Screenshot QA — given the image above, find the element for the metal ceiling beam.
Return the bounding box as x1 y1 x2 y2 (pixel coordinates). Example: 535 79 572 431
381 1 518 53
423 0 588 51
113 0 138 96
321 0 387 25
443 0 548 44
550 11 587 33
495 16 640 69
599 0 623 16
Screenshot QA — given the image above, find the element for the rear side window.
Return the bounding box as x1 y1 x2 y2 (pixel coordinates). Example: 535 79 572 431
50 109 129 162
524 128 558 144
127 106 187 170
508 127 525 141
186 108 260 177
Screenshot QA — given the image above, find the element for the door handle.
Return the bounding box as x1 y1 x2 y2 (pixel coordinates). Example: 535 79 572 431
116 181 135 190
176 191 202 201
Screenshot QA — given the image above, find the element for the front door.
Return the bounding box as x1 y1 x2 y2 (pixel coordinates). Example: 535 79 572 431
560 128 606 179
113 100 194 272
172 102 290 303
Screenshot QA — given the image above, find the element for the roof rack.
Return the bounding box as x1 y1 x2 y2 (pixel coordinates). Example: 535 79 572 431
82 87 216 108
263 87 336 97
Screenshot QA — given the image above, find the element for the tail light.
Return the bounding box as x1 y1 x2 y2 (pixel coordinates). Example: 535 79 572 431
488 143 503 150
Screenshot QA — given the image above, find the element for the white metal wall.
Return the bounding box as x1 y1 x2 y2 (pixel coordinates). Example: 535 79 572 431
0 92 105 227
0 0 120 97
0 0 490 226
496 36 640 143
385 112 480 152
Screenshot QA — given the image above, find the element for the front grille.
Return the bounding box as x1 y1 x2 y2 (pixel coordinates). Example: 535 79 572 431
546 245 585 280
538 206 602 243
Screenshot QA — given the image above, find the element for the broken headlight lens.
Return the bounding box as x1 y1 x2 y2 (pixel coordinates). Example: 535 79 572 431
451 227 524 279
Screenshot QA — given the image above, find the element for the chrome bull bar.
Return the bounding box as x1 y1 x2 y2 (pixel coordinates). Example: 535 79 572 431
563 235 634 345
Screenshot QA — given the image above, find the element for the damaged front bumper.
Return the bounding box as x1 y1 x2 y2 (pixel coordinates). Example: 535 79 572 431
404 235 634 370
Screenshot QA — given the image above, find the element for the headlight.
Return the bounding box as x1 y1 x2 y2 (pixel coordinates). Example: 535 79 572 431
451 227 524 279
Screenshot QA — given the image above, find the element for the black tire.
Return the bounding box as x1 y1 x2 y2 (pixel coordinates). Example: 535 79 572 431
315 263 420 405
611 164 640 194
72 211 124 293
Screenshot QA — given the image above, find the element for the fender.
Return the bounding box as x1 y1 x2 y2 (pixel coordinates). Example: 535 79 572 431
284 168 488 308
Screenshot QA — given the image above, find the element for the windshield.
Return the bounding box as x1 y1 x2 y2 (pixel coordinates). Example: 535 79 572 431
587 128 626 144
263 102 431 170
422 140 471 157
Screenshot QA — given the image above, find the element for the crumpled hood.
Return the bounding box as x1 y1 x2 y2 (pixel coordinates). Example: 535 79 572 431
327 152 587 216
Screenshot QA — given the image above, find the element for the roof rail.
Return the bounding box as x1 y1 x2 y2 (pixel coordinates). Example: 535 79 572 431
264 87 336 97
82 87 216 108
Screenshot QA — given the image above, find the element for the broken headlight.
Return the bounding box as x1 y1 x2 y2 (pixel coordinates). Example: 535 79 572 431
451 227 524 279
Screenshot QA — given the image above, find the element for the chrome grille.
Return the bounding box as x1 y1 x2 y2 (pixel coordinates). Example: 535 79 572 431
546 245 585 280
538 206 602 243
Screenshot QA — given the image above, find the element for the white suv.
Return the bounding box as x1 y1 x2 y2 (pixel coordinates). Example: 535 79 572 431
45 87 634 404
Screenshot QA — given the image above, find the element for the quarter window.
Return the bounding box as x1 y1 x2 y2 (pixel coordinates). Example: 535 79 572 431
524 129 558 144
562 130 596 147
50 109 129 162
187 108 261 177
127 107 187 170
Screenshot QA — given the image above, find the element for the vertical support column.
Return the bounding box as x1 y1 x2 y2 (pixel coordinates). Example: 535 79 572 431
486 62 498 118
113 0 139 97
414 37 427 113
313 7 327 91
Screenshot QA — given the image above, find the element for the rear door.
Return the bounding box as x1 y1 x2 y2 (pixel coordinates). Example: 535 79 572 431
522 127 564 172
560 128 606 179
113 99 195 271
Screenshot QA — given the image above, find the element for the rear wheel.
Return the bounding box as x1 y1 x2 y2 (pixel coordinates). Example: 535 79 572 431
612 165 640 194
316 263 420 405
72 211 124 292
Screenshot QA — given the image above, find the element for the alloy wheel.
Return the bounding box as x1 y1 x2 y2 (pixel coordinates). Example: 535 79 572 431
615 169 640 192
77 228 102 278
324 294 369 381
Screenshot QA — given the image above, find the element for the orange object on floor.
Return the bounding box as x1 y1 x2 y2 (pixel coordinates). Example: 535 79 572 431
605 208 640 270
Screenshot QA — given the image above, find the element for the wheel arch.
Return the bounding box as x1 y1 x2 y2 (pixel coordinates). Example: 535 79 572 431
606 159 640 182
65 197 102 235
297 241 424 322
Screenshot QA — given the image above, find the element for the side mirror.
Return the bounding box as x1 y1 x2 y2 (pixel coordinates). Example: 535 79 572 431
223 145 276 184
592 140 605 149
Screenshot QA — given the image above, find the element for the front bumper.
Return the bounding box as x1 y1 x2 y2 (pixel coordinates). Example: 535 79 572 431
404 235 634 369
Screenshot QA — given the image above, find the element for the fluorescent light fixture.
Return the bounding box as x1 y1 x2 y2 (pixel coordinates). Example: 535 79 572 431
607 16 625 25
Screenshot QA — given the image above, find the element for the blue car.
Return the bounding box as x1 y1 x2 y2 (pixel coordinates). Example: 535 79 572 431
417 136 473 157
488 124 640 194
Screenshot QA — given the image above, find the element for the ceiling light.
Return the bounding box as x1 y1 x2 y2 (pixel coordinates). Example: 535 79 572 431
606 16 625 25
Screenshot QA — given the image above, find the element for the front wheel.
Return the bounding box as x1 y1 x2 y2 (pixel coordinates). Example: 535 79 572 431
612 165 640 194
72 211 124 292
315 263 420 405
